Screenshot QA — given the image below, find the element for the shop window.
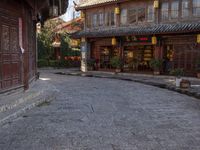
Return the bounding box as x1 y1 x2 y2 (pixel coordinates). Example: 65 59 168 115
120 9 127 25
147 4 154 22
99 12 104 26
171 1 179 19
193 0 200 16
128 8 137 24
138 8 146 22
182 0 190 18
161 2 169 21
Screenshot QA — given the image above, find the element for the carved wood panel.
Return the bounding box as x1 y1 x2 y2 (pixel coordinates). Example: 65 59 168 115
0 11 22 91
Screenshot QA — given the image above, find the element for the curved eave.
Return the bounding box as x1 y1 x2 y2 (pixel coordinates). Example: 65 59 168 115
75 0 129 11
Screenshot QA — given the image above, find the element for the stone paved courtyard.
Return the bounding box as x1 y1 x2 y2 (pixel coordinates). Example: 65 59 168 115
0 70 200 150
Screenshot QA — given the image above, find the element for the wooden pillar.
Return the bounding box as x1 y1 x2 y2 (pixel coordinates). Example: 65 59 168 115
154 46 162 59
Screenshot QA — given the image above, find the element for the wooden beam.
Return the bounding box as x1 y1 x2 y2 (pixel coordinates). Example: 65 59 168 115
24 0 35 9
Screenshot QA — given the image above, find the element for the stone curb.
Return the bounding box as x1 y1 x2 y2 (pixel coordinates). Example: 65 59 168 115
62 72 200 100
0 91 42 113
0 92 56 126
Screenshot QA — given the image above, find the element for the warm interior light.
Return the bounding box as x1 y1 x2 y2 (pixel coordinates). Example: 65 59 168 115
115 7 120 15
197 34 200 43
112 37 117 46
81 37 86 43
154 0 159 8
152 36 157 45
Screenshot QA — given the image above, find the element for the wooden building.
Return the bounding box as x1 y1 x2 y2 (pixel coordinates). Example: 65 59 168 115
0 0 67 93
52 17 83 60
74 0 200 75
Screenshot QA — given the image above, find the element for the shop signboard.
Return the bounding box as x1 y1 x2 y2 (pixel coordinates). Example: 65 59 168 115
124 36 161 45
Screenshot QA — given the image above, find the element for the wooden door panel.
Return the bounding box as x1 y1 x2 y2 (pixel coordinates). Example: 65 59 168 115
12 63 20 78
2 63 12 79
0 12 22 91
3 80 12 89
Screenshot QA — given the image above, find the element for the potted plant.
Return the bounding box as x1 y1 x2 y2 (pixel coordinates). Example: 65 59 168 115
149 59 163 75
196 58 200 78
87 58 96 71
170 68 184 87
110 56 123 73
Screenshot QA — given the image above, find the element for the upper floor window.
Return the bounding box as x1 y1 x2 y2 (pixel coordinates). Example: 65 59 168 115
120 9 127 25
86 13 91 28
171 1 179 19
193 0 200 16
147 4 154 21
182 0 190 18
138 8 146 22
105 11 116 26
99 12 104 26
105 12 110 26
161 2 169 21
111 11 116 26
128 8 137 24
92 14 98 27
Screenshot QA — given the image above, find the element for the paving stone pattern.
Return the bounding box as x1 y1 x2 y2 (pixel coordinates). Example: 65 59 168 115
0 70 200 150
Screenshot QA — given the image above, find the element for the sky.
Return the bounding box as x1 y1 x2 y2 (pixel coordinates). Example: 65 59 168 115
61 0 80 22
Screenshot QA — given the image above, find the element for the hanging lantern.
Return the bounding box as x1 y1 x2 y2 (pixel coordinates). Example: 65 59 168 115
112 37 117 46
197 34 200 43
154 0 159 8
152 36 157 45
81 11 85 18
115 7 120 15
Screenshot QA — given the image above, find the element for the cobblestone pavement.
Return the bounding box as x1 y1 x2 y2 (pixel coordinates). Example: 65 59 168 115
0 70 200 150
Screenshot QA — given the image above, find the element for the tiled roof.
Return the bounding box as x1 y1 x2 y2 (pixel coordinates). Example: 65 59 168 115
76 0 117 10
72 23 200 38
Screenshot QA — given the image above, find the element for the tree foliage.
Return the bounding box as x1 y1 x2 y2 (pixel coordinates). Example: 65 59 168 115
37 19 64 61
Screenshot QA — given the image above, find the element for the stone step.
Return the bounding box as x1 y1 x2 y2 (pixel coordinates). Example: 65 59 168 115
0 89 43 114
0 91 56 126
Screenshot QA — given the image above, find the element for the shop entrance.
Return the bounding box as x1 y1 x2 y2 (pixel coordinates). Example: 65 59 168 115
99 46 119 69
123 45 154 72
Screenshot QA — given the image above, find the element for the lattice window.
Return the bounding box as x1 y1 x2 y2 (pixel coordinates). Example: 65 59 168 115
10 27 18 51
193 0 200 16
105 12 110 26
161 2 169 21
182 0 190 18
92 14 98 27
138 8 146 22
120 9 127 25
86 13 91 28
1 25 9 51
171 1 179 19
99 12 104 26
147 4 154 22
110 11 116 26
128 8 137 24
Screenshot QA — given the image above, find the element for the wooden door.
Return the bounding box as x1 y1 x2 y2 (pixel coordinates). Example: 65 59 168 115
0 12 22 91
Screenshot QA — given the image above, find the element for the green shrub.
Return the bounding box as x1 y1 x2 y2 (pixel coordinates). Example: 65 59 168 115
170 68 184 77
110 56 123 69
38 59 48 68
49 60 59 68
87 58 96 67
149 59 163 70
